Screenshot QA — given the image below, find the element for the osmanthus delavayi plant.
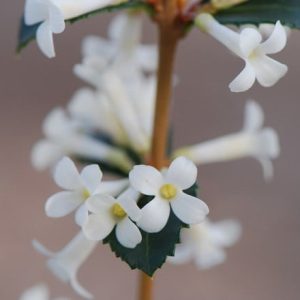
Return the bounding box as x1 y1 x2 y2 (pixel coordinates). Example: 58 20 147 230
17 0 299 299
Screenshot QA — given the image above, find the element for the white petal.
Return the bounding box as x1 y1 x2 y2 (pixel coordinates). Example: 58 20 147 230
83 213 115 241
239 28 262 57
82 35 114 58
24 0 47 24
95 179 129 197
166 157 197 190
108 13 127 42
32 240 56 257
116 217 142 248
259 21 287 54
70 274 93 299
36 21 56 58
259 24 275 37
74 56 107 87
129 165 163 196
31 139 64 171
195 14 241 56
48 3 65 33
136 45 158 72
19 284 49 300
117 188 141 222
54 157 82 190
86 194 115 214
195 245 226 270
243 100 264 132
75 204 89 227
257 128 280 158
46 191 83 218
167 243 193 265
252 55 288 87
229 62 256 92
209 219 242 247
137 197 170 233
43 107 76 138
101 72 149 152
67 88 106 131
80 164 103 194
171 192 209 225
258 158 274 181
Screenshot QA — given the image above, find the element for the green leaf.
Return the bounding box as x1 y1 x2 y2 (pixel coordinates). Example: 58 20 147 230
104 184 198 276
213 0 300 28
17 17 40 53
17 0 153 53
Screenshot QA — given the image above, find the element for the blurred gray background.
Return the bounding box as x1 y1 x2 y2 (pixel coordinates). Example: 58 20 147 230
1 1 300 299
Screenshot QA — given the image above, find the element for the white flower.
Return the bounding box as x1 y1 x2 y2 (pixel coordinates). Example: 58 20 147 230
168 219 241 270
74 13 158 83
72 15 157 153
129 157 209 233
196 14 288 92
24 0 119 58
83 187 142 248
68 72 155 153
173 100 280 180
20 284 68 300
46 157 128 226
68 88 127 145
31 107 133 172
98 71 151 153
33 232 97 299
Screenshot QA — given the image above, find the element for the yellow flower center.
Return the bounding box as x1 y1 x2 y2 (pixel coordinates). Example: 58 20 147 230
159 184 177 200
111 203 127 219
82 188 90 200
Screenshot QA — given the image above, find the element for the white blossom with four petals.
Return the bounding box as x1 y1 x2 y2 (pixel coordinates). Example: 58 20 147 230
129 157 209 233
33 232 97 299
83 187 142 248
173 100 280 180
24 0 119 58
168 218 242 269
196 13 288 92
46 157 128 226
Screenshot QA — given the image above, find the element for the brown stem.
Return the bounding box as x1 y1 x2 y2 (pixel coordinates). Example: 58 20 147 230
139 5 182 300
150 24 180 168
138 272 154 300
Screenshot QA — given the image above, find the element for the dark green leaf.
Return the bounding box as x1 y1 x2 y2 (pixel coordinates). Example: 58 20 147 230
104 184 198 276
214 0 300 28
17 17 40 53
17 0 153 53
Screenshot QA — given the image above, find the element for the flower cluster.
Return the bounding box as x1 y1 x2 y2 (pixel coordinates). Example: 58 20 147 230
34 156 209 298
24 3 291 299
32 13 157 174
